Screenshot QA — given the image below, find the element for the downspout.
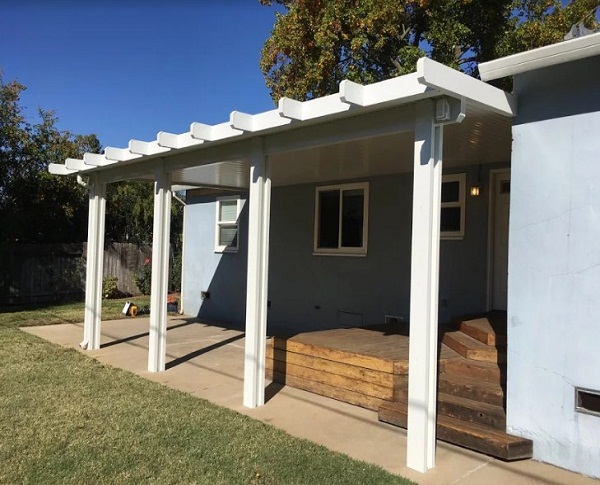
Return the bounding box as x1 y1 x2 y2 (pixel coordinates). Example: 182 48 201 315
172 192 186 314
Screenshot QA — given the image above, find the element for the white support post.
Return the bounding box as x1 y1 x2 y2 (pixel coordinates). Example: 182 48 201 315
243 139 271 408
81 174 106 351
407 100 444 472
148 166 172 373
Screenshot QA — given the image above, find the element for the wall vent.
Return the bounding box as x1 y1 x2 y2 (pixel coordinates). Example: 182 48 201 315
575 387 600 417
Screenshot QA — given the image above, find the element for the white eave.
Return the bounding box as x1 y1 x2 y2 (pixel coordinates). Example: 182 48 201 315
479 31 600 81
49 57 515 181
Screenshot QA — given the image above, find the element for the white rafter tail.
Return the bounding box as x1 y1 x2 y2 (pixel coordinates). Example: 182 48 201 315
49 163 77 175
230 109 291 133
157 131 204 149
83 153 115 167
417 58 516 117
129 139 171 156
363 73 432 106
278 97 305 121
104 146 142 162
339 79 365 106
190 121 243 141
300 93 352 120
65 158 92 171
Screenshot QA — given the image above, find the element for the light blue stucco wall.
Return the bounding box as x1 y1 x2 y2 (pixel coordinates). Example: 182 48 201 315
183 163 502 333
507 56 600 478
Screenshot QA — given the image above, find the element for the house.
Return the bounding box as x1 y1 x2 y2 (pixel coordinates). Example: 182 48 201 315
49 32 600 477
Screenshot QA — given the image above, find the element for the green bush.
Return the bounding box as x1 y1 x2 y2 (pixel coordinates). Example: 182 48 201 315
171 252 182 293
102 277 120 299
135 258 152 295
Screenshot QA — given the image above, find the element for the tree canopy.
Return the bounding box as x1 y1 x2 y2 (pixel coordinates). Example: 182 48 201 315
0 75 182 247
260 0 599 101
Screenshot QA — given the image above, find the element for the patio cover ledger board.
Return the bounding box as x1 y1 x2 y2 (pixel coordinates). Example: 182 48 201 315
48 58 515 473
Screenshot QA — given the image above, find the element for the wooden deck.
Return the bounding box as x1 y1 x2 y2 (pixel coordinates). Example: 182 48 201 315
266 315 533 461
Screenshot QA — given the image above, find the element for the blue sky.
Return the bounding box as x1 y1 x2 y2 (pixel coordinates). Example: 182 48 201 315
1 1 283 149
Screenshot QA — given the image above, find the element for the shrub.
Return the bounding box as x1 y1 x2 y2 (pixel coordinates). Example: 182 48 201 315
135 257 152 295
102 277 120 299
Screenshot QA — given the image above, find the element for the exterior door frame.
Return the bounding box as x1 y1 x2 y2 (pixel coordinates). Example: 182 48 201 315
486 168 511 311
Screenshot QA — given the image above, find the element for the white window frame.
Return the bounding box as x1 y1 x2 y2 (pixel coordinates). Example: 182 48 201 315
441 173 466 240
313 182 369 256
215 196 243 253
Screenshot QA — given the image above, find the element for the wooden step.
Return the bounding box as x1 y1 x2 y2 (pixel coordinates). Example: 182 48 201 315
442 331 502 363
437 392 506 430
268 368 382 411
438 373 505 407
441 358 505 384
460 318 506 346
378 401 532 461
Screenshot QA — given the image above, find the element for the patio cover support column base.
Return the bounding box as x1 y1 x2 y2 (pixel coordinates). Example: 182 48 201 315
243 139 271 408
148 165 172 373
407 100 444 473
82 174 106 351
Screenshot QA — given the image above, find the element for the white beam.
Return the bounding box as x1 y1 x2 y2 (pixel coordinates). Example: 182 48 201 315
65 158 91 171
157 131 204 149
83 153 115 167
104 146 142 162
417 57 516 117
81 174 106 350
129 139 170 156
230 109 292 132
48 163 77 175
243 139 271 408
407 100 443 472
148 166 172 372
190 121 243 141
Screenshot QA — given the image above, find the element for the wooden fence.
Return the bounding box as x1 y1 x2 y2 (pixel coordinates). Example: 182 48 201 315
0 243 152 306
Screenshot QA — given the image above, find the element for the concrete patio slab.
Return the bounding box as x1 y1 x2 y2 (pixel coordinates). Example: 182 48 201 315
23 317 598 485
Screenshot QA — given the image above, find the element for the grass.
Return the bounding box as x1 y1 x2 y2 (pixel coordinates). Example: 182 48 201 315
0 301 414 485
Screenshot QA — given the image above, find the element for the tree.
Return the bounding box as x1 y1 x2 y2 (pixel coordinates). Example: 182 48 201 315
260 0 599 102
0 76 101 243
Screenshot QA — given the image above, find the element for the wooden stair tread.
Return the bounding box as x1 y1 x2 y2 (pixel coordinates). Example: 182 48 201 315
378 401 532 461
460 317 506 346
438 372 504 406
443 331 502 363
441 358 504 383
437 392 506 430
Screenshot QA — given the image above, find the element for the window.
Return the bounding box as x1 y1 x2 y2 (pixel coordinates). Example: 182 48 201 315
441 173 465 239
215 196 242 253
314 182 369 255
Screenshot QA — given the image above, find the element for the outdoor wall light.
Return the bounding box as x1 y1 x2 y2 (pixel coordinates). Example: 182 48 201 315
470 184 481 197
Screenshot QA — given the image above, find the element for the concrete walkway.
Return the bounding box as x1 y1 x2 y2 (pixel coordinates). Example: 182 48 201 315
24 317 597 485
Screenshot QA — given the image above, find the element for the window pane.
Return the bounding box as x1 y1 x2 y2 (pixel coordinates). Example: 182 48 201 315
219 225 238 247
318 190 340 248
219 200 238 222
440 207 461 232
341 189 364 248
441 181 459 203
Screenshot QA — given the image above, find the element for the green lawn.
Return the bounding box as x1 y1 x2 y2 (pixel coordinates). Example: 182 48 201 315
0 301 414 484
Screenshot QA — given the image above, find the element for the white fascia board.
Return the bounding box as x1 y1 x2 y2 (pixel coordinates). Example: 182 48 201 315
129 139 171 156
83 153 115 167
104 146 142 162
157 131 204 149
349 73 432 107
479 32 600 81
49 163 78 175
230 109 292 132
417 57 516 117
65 158 92 171
190 121 243 141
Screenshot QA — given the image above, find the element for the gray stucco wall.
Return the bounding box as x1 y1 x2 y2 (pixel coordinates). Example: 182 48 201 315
183 163 501 333
508 56 600 478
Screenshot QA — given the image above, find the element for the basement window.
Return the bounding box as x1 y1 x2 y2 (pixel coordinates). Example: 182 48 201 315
575 387 600 417
441 173 466 240
314 182 369 256
215 196 242 253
